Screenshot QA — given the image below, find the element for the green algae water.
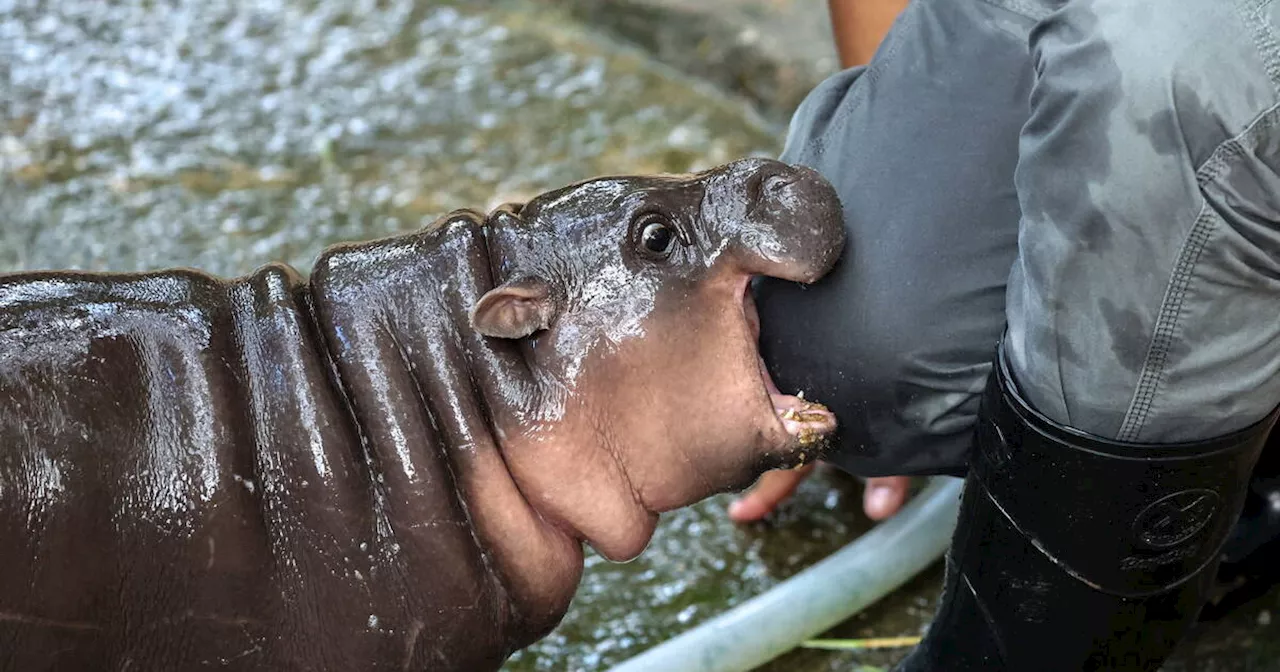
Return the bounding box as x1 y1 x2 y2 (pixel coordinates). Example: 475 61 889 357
4 1 1276 670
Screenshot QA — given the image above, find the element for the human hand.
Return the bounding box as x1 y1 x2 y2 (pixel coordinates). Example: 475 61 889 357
727 464 910 522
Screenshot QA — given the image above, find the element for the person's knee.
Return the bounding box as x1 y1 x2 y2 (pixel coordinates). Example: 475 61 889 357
757 274 991 476
755 268 912 421
842 312 991 476
763 0 1028 473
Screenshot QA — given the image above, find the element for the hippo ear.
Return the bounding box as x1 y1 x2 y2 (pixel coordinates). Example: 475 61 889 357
471 277 559 339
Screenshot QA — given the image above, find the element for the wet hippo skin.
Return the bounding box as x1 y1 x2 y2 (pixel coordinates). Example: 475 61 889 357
0 158 843 671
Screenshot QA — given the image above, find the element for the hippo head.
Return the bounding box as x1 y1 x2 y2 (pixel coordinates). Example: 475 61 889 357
470 158 844 560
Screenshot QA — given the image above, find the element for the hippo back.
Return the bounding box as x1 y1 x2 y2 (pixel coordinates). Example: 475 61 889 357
0 223 528 670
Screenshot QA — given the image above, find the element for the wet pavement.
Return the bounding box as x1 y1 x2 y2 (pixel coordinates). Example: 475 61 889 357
2 0 1278 670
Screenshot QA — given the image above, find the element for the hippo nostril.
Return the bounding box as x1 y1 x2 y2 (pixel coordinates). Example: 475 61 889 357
763 174 794 194
749 172 793 205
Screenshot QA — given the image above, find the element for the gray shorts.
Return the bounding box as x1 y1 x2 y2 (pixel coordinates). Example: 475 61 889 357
756 0 1280 476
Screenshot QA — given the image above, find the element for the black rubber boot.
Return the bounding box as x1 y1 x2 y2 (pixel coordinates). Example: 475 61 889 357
895 347 1279 672
1203 430 1280 619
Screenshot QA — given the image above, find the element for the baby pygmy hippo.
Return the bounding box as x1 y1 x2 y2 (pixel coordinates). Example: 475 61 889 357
0 158 843 671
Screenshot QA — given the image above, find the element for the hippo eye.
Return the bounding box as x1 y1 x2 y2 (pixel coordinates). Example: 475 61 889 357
637 217 676 258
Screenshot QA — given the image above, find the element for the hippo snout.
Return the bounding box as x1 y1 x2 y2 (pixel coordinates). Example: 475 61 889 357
709 158 846 284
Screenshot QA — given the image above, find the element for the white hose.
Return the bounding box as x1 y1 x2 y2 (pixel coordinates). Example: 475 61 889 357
607 476 963 672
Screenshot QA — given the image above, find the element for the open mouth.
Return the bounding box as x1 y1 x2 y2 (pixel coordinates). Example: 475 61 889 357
741 279 837 457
